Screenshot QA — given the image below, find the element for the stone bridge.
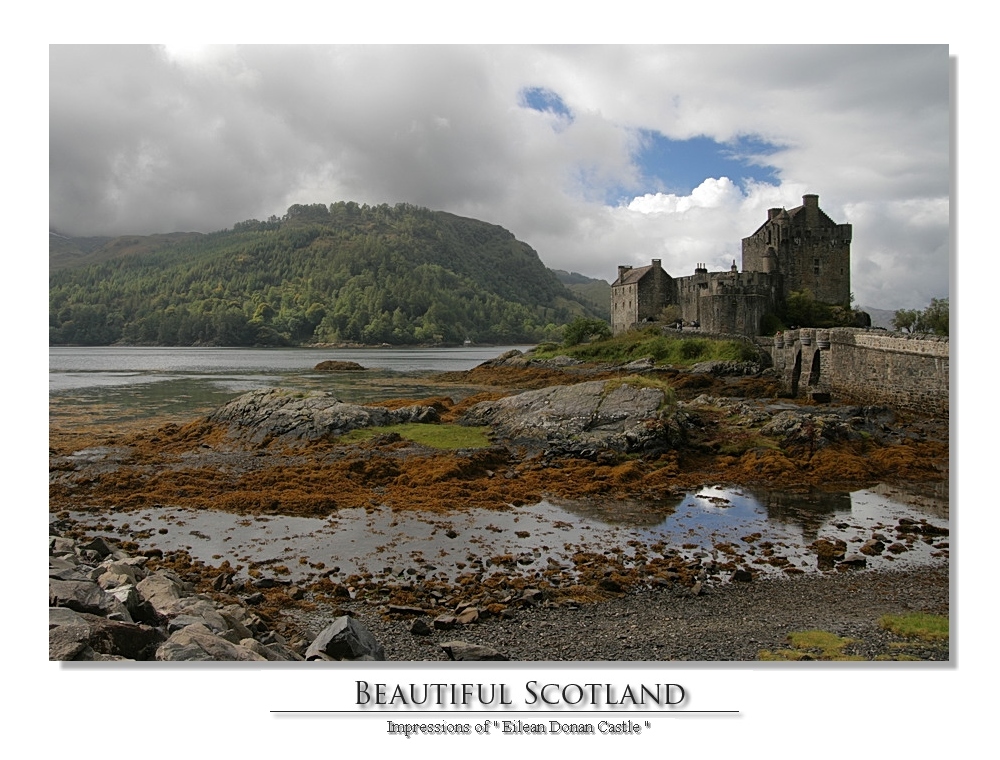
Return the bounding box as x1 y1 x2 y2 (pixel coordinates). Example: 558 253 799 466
760 328 949 417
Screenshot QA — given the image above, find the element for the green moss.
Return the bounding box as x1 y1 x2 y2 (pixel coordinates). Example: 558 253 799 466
343 423 492 450
758 629 861 660
879 613 949 641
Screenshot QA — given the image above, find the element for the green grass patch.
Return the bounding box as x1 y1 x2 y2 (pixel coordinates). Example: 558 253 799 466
534 327 759 367
343 423 492 450
759 629 863 661
879 613 949 641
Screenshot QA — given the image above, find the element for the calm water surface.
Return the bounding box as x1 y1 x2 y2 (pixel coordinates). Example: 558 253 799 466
49 345 531 423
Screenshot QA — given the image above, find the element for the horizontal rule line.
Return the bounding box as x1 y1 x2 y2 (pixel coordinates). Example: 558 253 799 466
271 710 740 714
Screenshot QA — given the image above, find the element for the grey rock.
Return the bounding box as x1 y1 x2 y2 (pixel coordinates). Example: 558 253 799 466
839 554 868 568
49 612 164 661
860 539 885 556
136 572 187 614
49 578 132 621
410 618 433 636
433 614 458 630
455 607 479 625
305 616 385 661
49 624 91 661
461 379 680 454
731 569 753 583
240 638 304 662
206 388 439 445
49 536 78 557
156 623 266 662
623 357 655 370
49 606 88 629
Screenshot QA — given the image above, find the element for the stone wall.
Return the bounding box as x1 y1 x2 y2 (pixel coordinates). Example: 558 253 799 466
674 270 781 335
765 328 949 416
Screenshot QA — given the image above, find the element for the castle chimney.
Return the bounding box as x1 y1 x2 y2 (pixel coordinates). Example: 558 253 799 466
617 265 632 282
652 258 661 268
767 208 782 221
802 194 819 224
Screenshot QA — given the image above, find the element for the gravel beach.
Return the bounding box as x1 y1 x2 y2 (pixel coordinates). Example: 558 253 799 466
288 564 950 661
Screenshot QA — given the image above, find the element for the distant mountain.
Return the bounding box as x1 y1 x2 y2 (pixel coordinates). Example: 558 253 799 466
859 306 897 330
554 270 611 321
49 202 602 346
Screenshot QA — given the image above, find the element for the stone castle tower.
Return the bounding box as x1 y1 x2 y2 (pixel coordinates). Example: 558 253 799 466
741 194 852 306
611 194 852 336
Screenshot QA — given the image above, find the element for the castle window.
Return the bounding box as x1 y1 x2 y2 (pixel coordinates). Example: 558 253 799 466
813 258 820 276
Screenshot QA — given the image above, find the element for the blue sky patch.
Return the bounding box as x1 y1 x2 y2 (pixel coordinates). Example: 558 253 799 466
519 87 573 119
631 130 783 197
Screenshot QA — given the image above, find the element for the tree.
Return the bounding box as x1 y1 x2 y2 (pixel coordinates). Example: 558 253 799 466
563 317 611 347
891 308 921 333
921 297 949 336
894 298 948 336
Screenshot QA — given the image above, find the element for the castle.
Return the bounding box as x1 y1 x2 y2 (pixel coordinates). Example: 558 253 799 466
610 194 853 337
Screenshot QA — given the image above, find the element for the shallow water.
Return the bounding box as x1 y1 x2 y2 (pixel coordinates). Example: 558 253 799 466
49 345 528 425
63 483 948 587
51 346 950 588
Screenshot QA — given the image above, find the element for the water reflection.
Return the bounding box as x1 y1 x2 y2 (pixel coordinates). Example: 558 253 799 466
64 484 949 587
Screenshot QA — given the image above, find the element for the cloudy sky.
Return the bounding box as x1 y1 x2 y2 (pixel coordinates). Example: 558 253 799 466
49 44 950 310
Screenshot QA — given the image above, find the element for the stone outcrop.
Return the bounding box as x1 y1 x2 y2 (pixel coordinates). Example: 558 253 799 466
314 360 365 371
49 533 385 662
460 379 684 455
206 388 440 445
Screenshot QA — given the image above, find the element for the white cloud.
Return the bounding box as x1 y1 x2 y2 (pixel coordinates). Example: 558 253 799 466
49 44 950 310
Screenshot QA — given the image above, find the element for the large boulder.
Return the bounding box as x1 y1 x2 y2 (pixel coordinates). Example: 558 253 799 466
49 578 133 621
136 572 191 616
461 379 682 454
49 610 164 661
156 623 267 662
207 388 439 445
305 616 385 661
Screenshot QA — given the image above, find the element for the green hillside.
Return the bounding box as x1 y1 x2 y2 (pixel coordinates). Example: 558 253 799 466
49 202 603 346
554 270 611 320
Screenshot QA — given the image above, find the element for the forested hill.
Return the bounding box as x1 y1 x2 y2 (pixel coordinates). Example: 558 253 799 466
49 202 603 347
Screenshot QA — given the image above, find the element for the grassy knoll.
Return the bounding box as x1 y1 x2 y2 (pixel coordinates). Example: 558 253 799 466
534 327 760 367
343 422 493 449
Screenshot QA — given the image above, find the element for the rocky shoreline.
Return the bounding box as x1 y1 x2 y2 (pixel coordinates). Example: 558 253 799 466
49 530 949 661
49 350 950 661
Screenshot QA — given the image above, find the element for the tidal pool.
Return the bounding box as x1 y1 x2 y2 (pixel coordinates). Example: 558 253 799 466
63 482 948 587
